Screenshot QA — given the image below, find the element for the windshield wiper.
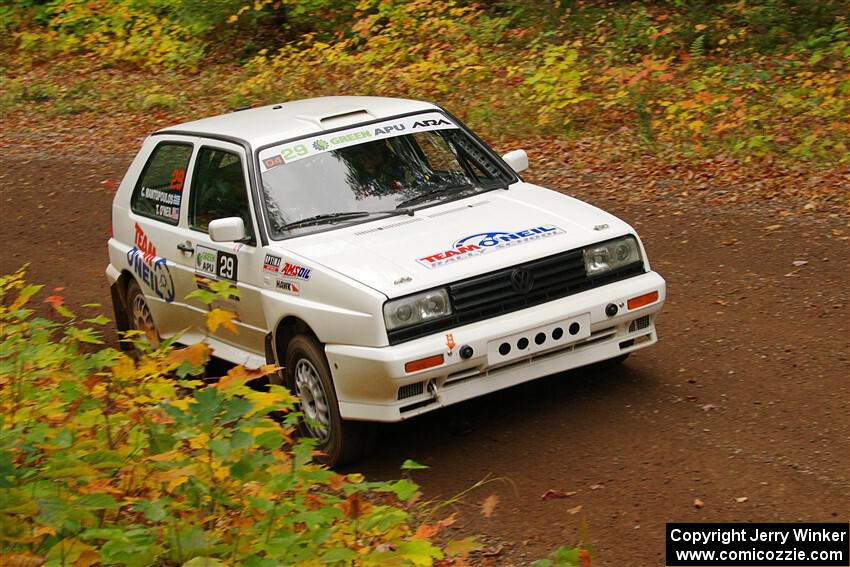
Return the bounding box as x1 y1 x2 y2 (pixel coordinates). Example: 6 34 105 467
282 209 413 231
396 182 477 209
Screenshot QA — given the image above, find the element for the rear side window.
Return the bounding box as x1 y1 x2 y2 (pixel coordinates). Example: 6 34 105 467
130 142 193 224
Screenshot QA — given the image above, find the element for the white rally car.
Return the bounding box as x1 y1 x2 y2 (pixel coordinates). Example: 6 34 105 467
106 96 666 464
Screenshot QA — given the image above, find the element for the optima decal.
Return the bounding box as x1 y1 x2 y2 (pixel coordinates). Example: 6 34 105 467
263 254 282 273
127 223 175 302
416 225 564 269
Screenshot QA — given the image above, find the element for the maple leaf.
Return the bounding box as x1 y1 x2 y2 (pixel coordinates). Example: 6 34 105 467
207 308 238 333
217 364 276 390
166 343 211 368
480 493 499 518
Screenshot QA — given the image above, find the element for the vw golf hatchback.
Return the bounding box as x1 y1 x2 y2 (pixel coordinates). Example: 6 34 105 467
107 96 666 464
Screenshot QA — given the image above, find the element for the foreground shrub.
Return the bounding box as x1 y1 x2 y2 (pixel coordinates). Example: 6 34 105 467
0 270 453 565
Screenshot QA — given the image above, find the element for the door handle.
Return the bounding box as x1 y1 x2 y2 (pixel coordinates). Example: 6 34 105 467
177 242 195 254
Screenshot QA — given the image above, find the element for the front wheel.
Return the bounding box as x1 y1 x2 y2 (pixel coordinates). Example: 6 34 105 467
284 335 374 466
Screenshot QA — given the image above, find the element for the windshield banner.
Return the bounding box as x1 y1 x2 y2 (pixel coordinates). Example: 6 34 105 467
258 111 458 170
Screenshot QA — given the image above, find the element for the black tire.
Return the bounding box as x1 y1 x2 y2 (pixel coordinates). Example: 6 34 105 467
284 335 374 466
125 279 160 353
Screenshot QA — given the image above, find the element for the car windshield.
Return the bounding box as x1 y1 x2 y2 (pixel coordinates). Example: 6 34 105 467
257 112 513 239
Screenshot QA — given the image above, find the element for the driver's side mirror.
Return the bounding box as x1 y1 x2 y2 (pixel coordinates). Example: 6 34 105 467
501 149 528 174
209 217 247 243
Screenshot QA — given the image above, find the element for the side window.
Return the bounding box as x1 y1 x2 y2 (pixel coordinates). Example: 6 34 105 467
189 148 251 232
130 142 192 224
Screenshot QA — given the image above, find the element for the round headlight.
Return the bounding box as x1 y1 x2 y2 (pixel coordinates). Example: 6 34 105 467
615 243 630 261
424 298 439 313
396 304 413 321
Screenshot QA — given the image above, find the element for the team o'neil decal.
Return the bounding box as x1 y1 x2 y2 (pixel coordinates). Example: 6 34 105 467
194 244 238 282
416 225 564 269
127 223 175 302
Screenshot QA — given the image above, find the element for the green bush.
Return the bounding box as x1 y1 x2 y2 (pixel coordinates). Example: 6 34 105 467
0 270 453 565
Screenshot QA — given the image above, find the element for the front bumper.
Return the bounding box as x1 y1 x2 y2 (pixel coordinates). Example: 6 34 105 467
326 271 665 422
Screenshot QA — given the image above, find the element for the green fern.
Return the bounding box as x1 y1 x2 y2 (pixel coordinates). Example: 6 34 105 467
690 34 705 59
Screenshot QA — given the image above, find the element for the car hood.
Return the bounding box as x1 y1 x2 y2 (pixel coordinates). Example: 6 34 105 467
274 182 635 297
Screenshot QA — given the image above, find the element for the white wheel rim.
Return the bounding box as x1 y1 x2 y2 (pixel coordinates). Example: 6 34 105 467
294 358 331 443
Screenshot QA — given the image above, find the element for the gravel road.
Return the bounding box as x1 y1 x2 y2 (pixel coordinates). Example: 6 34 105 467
2 152 847 566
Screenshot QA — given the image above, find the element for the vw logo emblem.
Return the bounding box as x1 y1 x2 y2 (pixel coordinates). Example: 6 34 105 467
510 268 534 294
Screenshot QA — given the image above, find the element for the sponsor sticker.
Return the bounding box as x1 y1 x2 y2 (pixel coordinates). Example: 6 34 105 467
258 111 458 169
416 225 565 269
280 262 311 281
263 254 282 273
127 223 175 302
194 244 238 282
275 279 300 295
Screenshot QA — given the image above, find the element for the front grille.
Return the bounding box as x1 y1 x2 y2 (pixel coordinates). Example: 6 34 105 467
397 381 424 400
387 248 646 344
629 315 651 332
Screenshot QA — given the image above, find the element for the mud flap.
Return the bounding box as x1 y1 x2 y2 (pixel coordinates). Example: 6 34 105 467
111 282 132 351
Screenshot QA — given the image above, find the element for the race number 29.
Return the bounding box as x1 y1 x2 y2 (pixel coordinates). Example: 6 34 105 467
217 251 237 281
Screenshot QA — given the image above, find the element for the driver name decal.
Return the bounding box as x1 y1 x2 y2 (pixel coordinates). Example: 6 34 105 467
416 225 564 269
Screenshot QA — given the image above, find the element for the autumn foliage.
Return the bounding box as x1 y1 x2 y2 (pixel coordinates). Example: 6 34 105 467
3 0 848 169
0 270 489 566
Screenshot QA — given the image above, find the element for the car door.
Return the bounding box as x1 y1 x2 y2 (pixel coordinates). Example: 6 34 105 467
174 140 268 363
126 136 201 340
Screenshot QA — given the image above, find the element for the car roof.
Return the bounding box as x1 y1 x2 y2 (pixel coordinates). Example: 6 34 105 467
157 96 441 149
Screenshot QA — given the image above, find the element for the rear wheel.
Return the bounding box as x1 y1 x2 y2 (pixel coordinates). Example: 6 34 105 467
284 335 374 466
125 279 160 352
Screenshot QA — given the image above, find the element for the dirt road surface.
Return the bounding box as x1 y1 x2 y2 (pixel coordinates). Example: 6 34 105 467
1 151 847 566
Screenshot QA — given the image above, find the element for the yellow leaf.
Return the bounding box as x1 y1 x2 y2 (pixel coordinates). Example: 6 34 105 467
689 119 705 132
207 308 238 334
112 356 137 381
167 343 211 367
568 504 583 514
218 364 277 390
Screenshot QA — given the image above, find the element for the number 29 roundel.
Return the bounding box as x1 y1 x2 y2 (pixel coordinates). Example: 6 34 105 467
195 245 238 282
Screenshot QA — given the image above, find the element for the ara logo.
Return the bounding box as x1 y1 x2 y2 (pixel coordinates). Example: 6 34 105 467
412 118 451 128
417 225 564 269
